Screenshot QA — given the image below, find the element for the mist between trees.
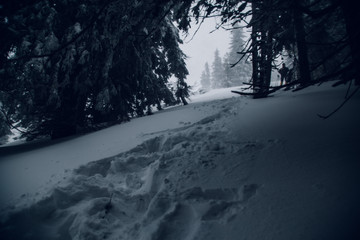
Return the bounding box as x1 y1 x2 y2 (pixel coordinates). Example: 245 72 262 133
1 0 359 141
200 25 251 91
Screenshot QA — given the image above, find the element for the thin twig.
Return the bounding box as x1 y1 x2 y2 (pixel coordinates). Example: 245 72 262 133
318 86 360 119
184 17 206 44
345 79 352 99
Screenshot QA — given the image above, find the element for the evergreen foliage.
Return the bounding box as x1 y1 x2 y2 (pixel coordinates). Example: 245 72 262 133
0 109 10 142
0 0 191 139
199 26 251 90
0 0 358 140
223 25 251 86
191 0 358 98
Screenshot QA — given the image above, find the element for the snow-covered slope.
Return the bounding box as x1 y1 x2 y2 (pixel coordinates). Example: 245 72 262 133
0 87 239 209
0 84 359 239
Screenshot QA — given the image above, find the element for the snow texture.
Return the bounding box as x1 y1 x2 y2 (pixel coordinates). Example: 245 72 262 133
0 84 360 239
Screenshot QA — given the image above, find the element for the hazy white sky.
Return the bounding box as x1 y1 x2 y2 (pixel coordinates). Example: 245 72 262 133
180 18 231 86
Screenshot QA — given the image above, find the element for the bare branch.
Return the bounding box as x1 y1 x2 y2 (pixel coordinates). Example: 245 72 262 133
318 85 359 119
184 17 206 44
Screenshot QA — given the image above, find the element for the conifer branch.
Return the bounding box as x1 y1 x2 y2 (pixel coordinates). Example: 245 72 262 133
0 108 27 134
7 0 113 62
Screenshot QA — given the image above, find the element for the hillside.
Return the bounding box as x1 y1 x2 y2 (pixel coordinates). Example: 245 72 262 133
1 83 359 239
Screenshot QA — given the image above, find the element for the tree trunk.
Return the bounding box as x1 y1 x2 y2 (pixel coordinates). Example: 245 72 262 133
251 31 260 95
51 86 86 139
263 21 273 93
251 0 273 98
340 1 360 85
251 0 263 98
293 1 311 86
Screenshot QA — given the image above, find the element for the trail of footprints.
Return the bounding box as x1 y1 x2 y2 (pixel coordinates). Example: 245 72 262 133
76 106 263 239
0 105 263 240
148 184 259 240
108 110 262 239
102 107 262 239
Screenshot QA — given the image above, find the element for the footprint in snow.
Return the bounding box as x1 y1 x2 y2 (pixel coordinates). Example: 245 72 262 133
179 184 259 223
151 203 197 240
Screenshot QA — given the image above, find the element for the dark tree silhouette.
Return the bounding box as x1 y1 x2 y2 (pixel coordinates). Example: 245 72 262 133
190 0 357 97
1 0 358 140
0 0 191 139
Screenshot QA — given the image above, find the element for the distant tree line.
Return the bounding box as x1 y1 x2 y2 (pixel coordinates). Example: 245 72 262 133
1 0 358 140
200 26 251 91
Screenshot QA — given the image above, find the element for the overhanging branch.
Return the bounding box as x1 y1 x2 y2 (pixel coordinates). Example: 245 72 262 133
7 0 113 62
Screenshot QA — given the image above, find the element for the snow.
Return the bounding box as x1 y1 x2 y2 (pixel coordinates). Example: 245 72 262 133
0 87 238 210
1 83 360 239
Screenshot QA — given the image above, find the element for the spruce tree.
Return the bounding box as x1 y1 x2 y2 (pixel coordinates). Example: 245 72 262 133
200 62 211 91
1 0 357 141
0 0 191 139
226 25 251 86
211 49 225 89
184 0 358 96
222 53 232 88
